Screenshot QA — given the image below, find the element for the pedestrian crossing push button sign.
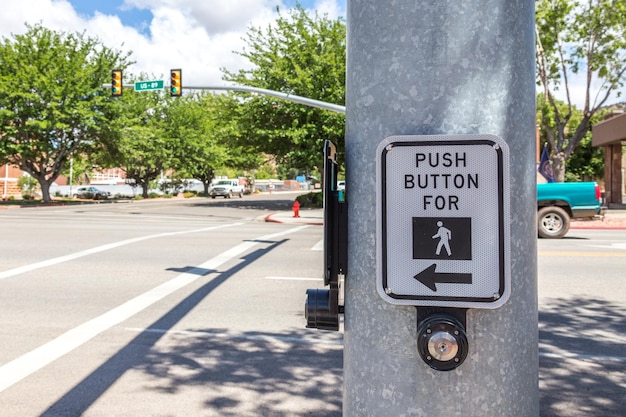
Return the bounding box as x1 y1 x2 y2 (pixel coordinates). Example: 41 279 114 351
376 135 511 309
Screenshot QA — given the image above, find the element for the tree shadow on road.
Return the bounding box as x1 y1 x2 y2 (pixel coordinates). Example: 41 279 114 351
140 328 342 416
190 198 296 211
539 297 626 417
39 237 341 417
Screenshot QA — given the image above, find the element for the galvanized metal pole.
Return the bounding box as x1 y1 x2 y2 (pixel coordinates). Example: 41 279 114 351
344 0 538 416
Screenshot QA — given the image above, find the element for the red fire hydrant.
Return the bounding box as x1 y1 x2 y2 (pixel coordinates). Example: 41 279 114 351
292 200 300 218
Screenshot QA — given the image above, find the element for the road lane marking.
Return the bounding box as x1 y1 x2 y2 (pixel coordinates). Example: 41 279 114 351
539 251 626 257
265 276 323 281
588 243 626 250
0 225 308 393
0 224 240 280
311 240 324 251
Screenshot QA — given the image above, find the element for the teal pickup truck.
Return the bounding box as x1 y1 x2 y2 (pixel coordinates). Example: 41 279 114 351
537 182 603 238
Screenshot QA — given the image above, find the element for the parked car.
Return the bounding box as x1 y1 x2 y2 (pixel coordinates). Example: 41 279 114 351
73 186 111 200
209 179 244 199
537 182 603 238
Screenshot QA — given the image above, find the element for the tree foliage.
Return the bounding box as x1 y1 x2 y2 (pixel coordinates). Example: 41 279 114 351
536 0 626 181
166 93 246 194
0 24 131 201
104 79 173 198
537 93 606 181
223 5 346 172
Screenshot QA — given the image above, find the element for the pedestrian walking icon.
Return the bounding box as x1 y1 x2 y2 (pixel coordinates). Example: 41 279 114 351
413 217 472 260
432 221 452 256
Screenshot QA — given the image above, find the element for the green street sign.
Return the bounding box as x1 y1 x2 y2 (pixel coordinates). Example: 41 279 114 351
134 80 164 92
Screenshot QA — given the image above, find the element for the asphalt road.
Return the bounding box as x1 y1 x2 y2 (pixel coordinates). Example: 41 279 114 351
0 195 342 417
537 229 626 417
1 196 625 417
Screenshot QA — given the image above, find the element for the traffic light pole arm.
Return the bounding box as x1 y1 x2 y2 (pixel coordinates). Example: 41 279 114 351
102 83 346 114
189 85 346 114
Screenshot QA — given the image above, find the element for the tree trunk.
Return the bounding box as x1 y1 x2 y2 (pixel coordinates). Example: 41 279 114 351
141 181 149 198
34 176 55 203
40 182 52 203
552 153 567 182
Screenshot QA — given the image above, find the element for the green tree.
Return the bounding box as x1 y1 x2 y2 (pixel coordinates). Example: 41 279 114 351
537 93 606 181
166 93 231 194
0 24 131 202
223 5 346 172
535 0 626 182
110 83 173 198
564 135 604 181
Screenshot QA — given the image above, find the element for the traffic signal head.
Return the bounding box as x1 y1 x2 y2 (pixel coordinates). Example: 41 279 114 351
170 69 182 97
111 70 123 96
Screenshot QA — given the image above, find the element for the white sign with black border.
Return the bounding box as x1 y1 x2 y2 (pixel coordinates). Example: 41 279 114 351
376 134 511 309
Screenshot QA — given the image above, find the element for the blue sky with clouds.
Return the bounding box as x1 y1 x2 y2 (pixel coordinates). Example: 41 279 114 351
66 0 338 36
0 0 346 87
0 1 622 108
69 1 153 30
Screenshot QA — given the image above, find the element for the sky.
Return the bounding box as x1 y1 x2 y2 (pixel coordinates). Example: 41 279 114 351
0 0 346 89
0 0 622 109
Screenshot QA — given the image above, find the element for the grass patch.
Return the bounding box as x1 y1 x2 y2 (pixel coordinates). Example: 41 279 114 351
296 191 323 208
0 198 84 207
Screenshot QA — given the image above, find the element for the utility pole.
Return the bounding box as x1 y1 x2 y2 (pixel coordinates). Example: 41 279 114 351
343 1 538 416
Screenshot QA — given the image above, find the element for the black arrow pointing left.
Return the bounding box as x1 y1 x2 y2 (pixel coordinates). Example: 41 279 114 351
414 264 472 292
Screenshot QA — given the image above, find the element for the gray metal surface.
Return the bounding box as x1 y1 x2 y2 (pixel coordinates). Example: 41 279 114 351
344 0 538 415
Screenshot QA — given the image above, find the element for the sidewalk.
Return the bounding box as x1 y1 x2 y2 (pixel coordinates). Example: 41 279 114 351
264 208 626 229
264 208 323 225
570 208 626 229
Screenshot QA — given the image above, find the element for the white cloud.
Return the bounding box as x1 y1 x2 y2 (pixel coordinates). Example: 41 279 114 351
0 0 297 87
548 70 625 110
314 0 343 19
1 0 83 34
1 1 619 107
124 0 280 34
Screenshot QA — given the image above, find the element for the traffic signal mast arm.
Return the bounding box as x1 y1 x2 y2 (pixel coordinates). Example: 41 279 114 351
188 85 346 114
101 82 345 114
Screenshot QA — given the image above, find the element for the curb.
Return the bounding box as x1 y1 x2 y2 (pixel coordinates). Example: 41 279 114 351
264 212 324 226
264 213 282 223
570 224 626 230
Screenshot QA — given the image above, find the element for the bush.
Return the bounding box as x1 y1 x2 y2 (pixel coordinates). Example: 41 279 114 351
18 175 39 195
183 191 196 198
296 192 323 208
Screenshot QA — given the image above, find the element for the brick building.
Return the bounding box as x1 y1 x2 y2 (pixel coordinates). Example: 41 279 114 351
592 111 626 207
1 164 22 199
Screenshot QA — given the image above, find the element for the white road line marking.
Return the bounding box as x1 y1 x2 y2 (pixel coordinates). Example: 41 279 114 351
0 224 240 280
265 276 323 281
0 225 308 393
311 239 324 251
588 243 626 250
